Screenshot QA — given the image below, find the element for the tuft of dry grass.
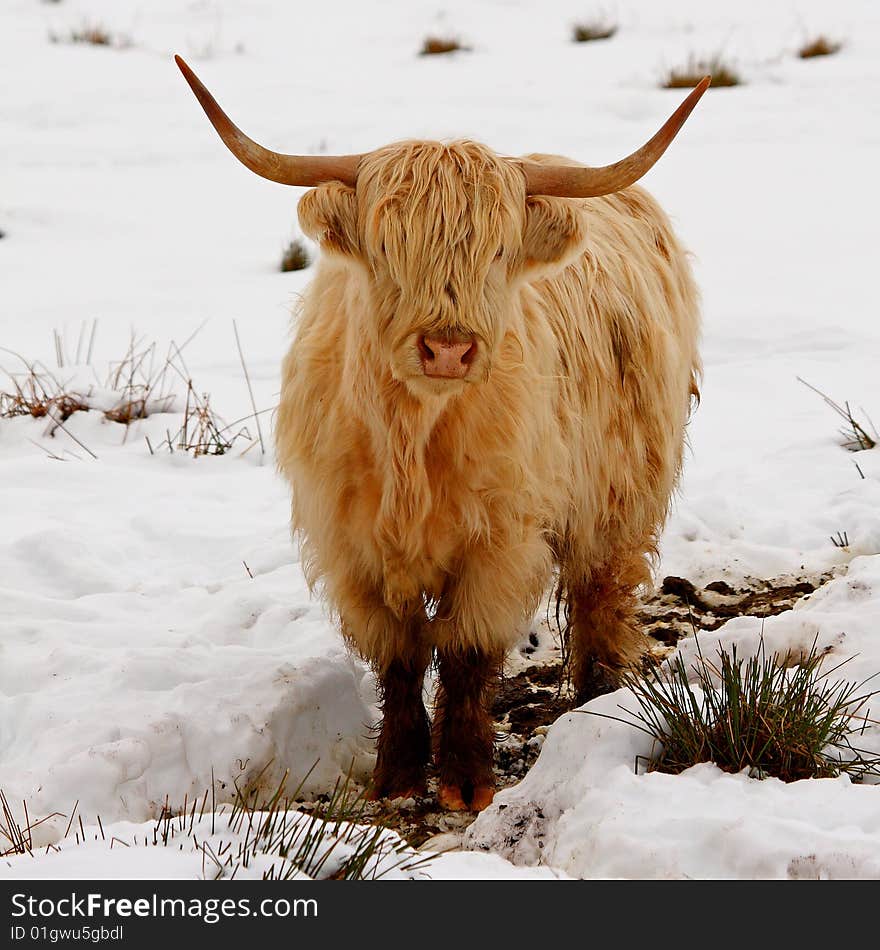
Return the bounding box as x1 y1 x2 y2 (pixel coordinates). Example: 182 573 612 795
419 36 467 56
0 351 90 431
223 766 431 880
2 325 271 460
280 237 311 272
1 790 63 858
2 327 175 436
797 377 876 452
798 36 842 59
2 768 432 880
49 22 131 48
663 54 740 88
572 19 618 43
0 373 87 423
154 384 243 457
151 355 271 459
102 332 177 427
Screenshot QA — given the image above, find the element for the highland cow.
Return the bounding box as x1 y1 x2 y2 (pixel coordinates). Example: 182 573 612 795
176 56 706 812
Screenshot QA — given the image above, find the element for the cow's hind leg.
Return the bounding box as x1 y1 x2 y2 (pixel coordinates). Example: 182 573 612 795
433 647 499 812
566 554 650 706
372 649 432 800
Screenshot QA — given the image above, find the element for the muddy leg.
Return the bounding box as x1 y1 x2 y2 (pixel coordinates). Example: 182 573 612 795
433 647 499 812
372 651 431 799
568 556 649 706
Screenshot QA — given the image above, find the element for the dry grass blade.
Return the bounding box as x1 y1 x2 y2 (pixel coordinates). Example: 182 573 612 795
797 377 876 451
232 320 265 456
45 409 98 459
1 790 64 857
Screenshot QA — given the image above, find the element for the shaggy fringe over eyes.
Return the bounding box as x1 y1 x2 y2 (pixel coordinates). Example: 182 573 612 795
356 141 524 335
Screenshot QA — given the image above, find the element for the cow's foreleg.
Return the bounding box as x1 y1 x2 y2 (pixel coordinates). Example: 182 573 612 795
333 580 430 800
372 648 431 800
433 646 499 812
430 534 548 811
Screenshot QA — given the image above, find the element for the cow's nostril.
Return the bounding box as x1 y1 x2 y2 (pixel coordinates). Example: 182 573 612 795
417 336 435 361
461 342 476 365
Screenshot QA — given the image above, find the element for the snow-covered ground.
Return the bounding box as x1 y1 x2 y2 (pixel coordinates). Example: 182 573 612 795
2 0 879 879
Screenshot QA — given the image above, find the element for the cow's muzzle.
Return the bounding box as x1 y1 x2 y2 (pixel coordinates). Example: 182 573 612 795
417 334 477 380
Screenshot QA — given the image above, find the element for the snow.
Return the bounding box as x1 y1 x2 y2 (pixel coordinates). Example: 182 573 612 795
1 810 568 880
2 0 880 879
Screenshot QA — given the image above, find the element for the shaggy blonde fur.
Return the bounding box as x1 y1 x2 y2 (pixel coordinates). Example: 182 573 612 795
275 140 700 686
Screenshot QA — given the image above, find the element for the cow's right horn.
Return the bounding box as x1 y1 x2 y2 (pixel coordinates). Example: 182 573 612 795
175 55 362 187
522 77 710 198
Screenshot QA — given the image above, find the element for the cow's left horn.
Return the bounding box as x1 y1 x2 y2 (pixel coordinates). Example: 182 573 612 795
175 55 362 187
522 77 710 198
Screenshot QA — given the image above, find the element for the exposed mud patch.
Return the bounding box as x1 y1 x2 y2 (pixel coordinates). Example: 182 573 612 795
301 570 836 850
637 571 835 646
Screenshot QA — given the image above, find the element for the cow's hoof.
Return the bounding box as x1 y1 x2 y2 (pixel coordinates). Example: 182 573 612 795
438 784 495 812
470 785 495 812
438 784 468 811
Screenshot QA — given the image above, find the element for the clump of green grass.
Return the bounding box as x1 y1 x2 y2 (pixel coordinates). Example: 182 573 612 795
597 637 880 782
663 54 740 88
419 36 467 56
280 237 311 272
798 36 842 59
572 19 617 43
797 377 876 452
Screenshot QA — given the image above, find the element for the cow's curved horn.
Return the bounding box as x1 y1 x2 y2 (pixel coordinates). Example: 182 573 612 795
175 55 362 187
522 78 710 198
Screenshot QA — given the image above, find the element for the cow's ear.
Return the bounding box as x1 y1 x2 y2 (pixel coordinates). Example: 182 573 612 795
298 183 360 257
517 196 587 278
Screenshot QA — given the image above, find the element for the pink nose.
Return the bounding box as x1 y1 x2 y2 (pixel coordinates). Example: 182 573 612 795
418 335 477 379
